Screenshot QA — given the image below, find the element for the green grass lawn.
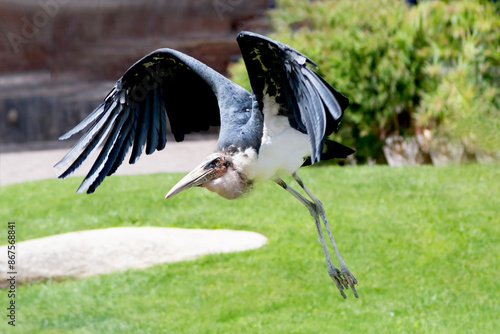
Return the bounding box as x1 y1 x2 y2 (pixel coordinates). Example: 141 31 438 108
1 164 499 333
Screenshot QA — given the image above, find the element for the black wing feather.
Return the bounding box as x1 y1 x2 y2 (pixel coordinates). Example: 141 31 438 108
129 97 150 164
81 106 132 194
146 88 160 155
302 139 356 166
56 100 119 179
158 85 168 151
106 107 136 177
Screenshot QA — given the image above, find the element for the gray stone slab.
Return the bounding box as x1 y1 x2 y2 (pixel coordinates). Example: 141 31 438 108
0 227 267 285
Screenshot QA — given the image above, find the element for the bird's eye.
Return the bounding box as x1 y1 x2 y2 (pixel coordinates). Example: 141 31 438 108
205 158 221 170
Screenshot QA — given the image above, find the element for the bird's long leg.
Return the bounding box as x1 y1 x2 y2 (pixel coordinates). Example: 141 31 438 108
292 172 358 298
275 178 349 298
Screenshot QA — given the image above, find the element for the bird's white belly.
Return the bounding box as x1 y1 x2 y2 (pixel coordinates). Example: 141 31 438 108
246 114 311 182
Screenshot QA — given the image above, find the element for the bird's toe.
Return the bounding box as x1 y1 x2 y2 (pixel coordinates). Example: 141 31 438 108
328 268 348 298
341 267 358 298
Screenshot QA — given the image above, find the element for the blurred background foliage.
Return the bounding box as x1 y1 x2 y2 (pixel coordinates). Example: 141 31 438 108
229 0 500 164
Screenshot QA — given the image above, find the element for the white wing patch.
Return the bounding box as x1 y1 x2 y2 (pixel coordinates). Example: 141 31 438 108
246 94 310 182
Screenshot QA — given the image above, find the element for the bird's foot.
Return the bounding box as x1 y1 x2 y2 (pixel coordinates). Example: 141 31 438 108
328 268 348 299
341 266 358 298
328 267 358 299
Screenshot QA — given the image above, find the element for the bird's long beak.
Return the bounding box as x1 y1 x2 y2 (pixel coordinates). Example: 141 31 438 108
165 162 216 199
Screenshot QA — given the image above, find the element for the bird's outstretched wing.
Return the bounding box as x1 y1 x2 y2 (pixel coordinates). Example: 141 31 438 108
236 31 349 164
55 49 230 194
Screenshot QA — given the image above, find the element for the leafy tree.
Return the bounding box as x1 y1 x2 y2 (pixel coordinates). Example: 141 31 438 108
412 0 500 153
229 0 500 163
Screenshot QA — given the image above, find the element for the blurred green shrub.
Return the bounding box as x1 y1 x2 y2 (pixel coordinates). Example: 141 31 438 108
229 0 500 163
412 1 500 153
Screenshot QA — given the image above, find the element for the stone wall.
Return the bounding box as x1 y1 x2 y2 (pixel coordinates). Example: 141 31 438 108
0 0 270 77
0 0 270 145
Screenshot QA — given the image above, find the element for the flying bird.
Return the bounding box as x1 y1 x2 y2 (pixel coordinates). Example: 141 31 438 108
55 31 358 298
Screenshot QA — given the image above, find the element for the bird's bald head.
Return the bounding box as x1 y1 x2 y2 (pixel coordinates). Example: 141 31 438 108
165 152 253 200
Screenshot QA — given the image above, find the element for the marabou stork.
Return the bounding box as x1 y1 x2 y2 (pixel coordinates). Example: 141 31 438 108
55 31 358 298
